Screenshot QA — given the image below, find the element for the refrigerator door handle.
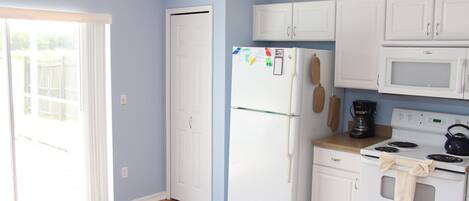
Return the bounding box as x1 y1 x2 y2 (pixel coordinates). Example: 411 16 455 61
288 117 298 183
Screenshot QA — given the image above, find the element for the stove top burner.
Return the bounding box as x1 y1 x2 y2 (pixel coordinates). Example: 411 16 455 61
375 146 399 153
388 141 418 149
427 154 463 163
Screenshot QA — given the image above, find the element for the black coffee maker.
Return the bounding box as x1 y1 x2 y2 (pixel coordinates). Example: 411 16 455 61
350 100 377 138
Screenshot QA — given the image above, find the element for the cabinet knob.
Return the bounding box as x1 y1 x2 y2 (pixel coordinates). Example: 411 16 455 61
423 50 433 55
189 116 193 129
331 157 341 162
287 26 291 37
426 23 431 36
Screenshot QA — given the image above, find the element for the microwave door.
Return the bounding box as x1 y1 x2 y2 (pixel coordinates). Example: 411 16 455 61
379 48 466 99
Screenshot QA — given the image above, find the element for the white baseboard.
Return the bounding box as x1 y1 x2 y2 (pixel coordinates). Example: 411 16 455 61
132 191 167 201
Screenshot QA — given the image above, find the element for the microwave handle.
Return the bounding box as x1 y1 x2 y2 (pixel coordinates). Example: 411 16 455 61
377 74 380 87
460 59 466 94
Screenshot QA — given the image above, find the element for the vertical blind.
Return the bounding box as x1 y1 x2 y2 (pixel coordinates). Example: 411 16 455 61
0 7 112 201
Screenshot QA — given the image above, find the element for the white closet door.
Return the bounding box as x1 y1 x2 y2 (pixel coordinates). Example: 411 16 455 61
170 12 212 201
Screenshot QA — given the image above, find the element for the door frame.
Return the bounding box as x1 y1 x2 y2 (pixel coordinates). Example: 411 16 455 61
165 5 214 200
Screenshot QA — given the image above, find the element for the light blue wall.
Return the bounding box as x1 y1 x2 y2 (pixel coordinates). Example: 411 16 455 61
0 0 167 201
342 89 469 130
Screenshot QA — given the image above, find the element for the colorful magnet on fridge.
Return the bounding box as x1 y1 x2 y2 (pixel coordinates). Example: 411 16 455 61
232 47 241 55
249 56 256 65
265 48 272 57
266 57 272 67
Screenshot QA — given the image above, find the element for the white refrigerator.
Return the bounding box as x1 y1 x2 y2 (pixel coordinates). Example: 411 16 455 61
228 47 343 201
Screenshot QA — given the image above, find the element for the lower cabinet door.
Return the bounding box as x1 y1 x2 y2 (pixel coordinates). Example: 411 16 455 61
312 165 359 201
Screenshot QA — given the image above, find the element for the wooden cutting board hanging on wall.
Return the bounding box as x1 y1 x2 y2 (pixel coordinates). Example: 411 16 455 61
311 55 325 113
313 84 325 113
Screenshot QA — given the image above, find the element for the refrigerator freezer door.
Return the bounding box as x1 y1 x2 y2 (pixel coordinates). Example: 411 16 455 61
231 47 298 115
228 109 294 201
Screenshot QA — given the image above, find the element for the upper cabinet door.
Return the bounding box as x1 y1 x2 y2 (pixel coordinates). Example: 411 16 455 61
386 0 435 40
253 3 293 41
434 0 469 40
334 0 385 90
292 1 336 41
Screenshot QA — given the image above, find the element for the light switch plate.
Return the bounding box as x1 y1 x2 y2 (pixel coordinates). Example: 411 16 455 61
121 167 128 178
120 94 128 106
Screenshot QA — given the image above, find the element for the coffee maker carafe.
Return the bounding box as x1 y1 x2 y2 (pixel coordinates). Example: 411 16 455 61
350 100 377 138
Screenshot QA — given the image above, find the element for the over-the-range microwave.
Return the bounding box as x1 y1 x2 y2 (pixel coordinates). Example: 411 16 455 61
378 47 469 100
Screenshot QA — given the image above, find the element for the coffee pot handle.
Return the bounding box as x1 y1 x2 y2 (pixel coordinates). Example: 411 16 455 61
349 104 355 118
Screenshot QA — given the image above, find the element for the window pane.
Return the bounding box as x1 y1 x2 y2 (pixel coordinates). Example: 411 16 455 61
9 20 89 201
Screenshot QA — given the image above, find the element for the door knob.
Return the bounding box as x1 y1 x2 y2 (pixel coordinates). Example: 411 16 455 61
189 116 193 129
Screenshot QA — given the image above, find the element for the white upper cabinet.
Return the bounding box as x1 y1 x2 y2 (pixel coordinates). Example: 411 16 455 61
385 0 469 42
334 0 385 90
292 1 336 41
253 1 335 41
385 0 435 40
253 3 293 41
434 0 469 40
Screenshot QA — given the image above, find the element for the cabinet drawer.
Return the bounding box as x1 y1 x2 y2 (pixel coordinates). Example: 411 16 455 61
313 147 361 173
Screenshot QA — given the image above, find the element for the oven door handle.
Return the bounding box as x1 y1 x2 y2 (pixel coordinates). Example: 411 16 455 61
361 155 466 181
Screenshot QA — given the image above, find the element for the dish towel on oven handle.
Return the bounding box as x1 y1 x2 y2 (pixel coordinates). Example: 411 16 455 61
379 153 435 201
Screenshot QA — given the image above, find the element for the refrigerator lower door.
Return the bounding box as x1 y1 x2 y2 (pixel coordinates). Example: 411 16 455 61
228 108 294 201
231 47 298 115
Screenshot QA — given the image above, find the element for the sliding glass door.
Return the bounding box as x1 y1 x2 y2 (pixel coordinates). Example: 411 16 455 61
1 17 110 201
8 20 89 201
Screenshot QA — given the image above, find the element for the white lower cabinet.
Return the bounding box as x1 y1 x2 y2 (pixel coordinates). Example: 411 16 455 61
312 147 360 201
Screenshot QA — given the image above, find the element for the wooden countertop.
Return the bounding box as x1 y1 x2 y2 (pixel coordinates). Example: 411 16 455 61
312 134 390 154
312 124 392 154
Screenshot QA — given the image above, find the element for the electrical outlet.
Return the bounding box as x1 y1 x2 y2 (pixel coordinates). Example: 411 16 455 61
120 94 128 106
121 167 128 178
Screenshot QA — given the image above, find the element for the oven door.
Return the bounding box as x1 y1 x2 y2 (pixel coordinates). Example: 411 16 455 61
379 47 466 99
360 156 467 201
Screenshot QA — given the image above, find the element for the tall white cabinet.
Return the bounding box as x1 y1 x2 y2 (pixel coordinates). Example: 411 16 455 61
385 0 469 41
334 0 385 90
253 1 336 41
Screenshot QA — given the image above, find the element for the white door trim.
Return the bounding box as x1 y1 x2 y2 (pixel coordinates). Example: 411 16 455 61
165 5 213 200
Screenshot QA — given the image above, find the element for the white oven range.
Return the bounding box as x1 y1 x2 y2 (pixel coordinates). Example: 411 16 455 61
359 108 469 201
